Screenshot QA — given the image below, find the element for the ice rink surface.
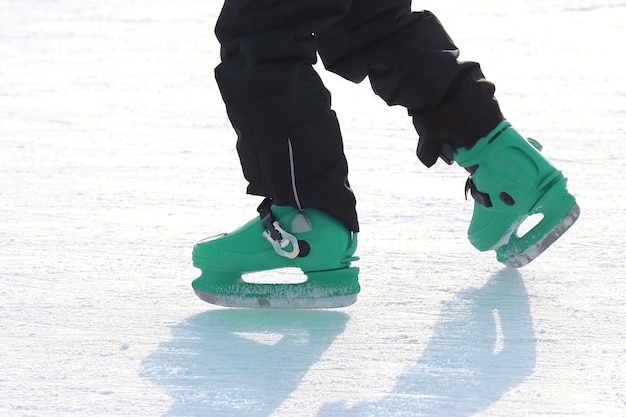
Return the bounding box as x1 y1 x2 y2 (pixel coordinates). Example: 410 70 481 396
1 1 625 416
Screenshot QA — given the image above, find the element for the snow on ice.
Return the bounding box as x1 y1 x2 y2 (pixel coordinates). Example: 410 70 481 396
1 0 625 416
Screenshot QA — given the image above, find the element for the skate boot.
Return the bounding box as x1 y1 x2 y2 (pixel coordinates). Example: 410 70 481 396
454 120 580 267
191 198 359 309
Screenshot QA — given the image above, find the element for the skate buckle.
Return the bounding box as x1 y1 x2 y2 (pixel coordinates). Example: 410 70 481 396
465 177 492 207
262 221 300 259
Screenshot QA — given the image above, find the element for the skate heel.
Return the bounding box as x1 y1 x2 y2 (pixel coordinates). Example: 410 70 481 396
496 178 580 267
303 266 361 306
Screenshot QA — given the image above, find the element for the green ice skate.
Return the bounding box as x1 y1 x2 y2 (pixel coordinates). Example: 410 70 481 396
455 120 580 267
192 199 359 309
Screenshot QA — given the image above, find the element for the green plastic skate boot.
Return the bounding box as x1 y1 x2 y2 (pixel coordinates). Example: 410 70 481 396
192 200 359 309
454 120 580 267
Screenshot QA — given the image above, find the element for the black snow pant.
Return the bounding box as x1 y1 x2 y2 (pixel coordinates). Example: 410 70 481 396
215 0 504 232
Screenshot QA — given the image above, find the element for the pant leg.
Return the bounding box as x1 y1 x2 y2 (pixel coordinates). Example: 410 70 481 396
215 0 359 231
316 1 504 167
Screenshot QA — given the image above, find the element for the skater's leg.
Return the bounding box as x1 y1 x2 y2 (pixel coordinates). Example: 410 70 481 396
316 1 502 167
192 1 362 308
316 1 578 265
215 0 358 232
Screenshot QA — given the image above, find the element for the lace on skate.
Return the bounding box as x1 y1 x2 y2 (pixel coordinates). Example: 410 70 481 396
257 198 300 259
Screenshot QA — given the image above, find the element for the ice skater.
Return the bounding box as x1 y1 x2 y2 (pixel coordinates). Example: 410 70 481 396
191 0 579 308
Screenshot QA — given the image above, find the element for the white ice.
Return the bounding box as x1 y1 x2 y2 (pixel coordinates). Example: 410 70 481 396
1 1 625 416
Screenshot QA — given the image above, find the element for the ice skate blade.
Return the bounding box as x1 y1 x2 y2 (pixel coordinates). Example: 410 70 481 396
191 267 360 310
502 202 580 268
195 289 358 309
